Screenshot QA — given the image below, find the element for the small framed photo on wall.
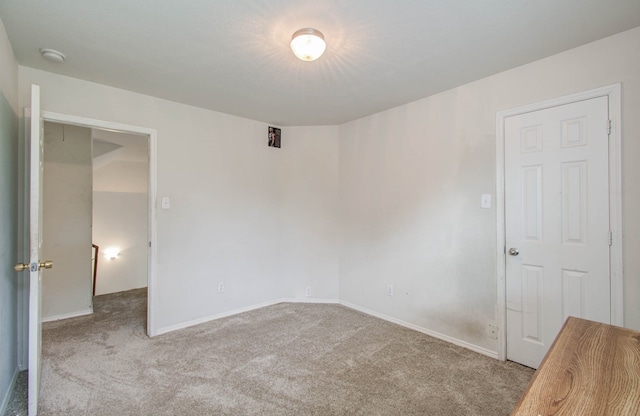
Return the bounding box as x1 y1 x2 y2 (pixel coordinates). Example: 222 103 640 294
268 126 281 148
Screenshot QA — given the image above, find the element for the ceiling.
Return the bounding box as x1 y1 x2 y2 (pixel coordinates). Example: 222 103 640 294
92 129 148 171
1 1 639 126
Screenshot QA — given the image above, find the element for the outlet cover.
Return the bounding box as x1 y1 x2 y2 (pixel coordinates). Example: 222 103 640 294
481 194 492 209
488 323 498 339
305 287 312 297
217 282 225 293
386 284 394 297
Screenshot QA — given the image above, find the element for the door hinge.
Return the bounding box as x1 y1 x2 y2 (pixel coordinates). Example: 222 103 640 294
609 231 613 246
607 120 612 136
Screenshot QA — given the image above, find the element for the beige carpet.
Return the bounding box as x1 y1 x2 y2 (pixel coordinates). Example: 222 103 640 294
8 289 533 415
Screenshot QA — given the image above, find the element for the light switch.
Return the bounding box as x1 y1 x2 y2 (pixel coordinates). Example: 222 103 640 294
481 194 492 209
161 197 170 209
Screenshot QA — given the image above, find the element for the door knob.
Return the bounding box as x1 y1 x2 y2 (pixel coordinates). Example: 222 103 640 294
39 260 54 269
509 248 520 256
13 261 53 272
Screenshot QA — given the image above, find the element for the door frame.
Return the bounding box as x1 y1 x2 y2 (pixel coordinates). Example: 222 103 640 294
17 110 159 357
495 84 623 362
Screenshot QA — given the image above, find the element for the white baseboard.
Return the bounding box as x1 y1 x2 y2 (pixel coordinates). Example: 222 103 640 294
153 297 498 360
43 307 93 323
155 298 340 336
279 298 339 304
0 367 19 415
155 299 283 336
339 301 499 360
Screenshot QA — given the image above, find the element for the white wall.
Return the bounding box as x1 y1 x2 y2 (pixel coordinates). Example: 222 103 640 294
0 17 19 414
93 188 148 295
93 131 149 295
18 68 341 333
279 126 340 300
18 25 637 356
94 160 147 192
339 26 640 354
42 122 93 320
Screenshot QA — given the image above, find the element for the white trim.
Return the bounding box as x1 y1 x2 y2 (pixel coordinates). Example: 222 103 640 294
154 300 284 336
0 367 20 415
495 110 507 362
147 127 158 337
154 298 497 359
280 298 339 304
495 84 623 362
155 298 340 335
42 308 93 323
41 111 154 137
607 86 624 327
340 301 499 359
38 111 159 337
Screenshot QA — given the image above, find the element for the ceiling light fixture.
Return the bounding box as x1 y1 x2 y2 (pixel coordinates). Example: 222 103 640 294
39 48 66 63
290 28 326 62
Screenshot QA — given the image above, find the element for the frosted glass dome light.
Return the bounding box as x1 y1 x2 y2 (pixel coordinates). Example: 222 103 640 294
290 28 326 61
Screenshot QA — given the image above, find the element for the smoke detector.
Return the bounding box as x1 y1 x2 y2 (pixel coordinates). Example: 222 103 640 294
39 48 66 63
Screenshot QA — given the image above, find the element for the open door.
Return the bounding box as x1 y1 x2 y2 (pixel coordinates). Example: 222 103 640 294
14 84 51 416
27 84 46 416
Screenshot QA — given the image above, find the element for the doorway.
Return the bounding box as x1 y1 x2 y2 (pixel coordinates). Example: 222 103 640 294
91 128 149 297
40 120 154 328
17 111 158 365
495 84 623 367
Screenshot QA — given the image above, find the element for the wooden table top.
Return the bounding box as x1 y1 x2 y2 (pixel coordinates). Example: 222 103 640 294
511 316 640 415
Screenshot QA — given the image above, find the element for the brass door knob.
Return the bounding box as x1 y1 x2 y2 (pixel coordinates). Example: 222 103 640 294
39 260 53 269
13 261 53 272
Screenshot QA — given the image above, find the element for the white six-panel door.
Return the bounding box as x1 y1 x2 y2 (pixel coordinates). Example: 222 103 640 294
505 96 610 369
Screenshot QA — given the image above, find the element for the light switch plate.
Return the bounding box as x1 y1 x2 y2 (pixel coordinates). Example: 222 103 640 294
161 197 170 209
481 194 491 209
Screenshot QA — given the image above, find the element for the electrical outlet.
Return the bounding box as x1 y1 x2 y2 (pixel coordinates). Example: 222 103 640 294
386 284 394 297
488 323 498 340
217 282 225 293
481 194 492 209
305 287 312 297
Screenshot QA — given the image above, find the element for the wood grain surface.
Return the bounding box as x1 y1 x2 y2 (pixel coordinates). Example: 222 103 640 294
511 316 640 415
